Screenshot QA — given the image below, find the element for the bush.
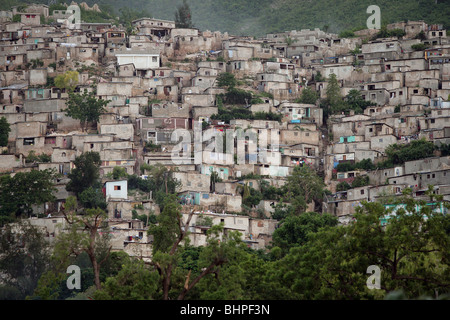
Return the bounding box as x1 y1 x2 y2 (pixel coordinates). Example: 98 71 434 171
385 139 435 165
372 27 406 40
351 175 370 188
339 30 356 38
210 107 281 123
38 153 51 163
223 88 252 105
411 43 429 51
337 140 436 172
336 181 351 191
336 159 375 172
216 72 237 89
295 87 319 104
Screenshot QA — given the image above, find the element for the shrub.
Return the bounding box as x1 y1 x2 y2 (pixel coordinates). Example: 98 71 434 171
351 175 370 188
411 43 429 51
336 181 351 191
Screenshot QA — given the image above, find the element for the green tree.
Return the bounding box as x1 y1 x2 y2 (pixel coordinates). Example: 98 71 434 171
216 72 237 89
411 43 429 51
209 170 222 193
66 151 102 197
54 70 79 93
146 165 181 207
175 0 194 28
146 195 241 300
271 212 338 256
177 224 243 300
271 196 450 299
0 169 58 224
93 257 159 300
108 166 128 180
351 175 370 188
296 87 319 104
0 117 10 147
57 196 111 290
192 237 271 300
324 73 345 115
345 89 376 114
281 165 326 215
29 59 44 69
148 194 184 254
63 89 109 132
31 250 129 300
260 179 283 201
336 181 352 191
0 221 52 299
78 186 107 209
314 71 324 82
339 30 356 38
385 139 436 165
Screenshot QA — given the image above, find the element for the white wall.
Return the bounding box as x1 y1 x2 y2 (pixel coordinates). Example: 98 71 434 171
105 180 128 200
116 53 160 69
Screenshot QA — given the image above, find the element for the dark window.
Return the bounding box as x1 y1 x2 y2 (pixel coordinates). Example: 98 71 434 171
23 138 35 145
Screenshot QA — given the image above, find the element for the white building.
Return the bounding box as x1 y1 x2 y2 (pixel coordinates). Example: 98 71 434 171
105 180 128 200
115 49 160 70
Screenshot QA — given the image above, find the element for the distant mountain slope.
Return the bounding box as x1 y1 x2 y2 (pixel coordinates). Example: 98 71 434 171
3 0 449 36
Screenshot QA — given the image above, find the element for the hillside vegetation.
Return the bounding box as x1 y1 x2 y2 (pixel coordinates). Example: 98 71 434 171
2 0 449 37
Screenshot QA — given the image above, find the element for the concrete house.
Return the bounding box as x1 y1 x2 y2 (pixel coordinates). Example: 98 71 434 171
115 49 160 70
365 123 395 140
173 171 211 193
191 106 219 121
227 59 264 77
182 92 216 107
150 102 190 118
132 18 175 37
99 123 134 141
1 52 26 71
19 12 41 26
278 102 321 124
97 81 133 99
104 180 128 201
137 117 191 143
281 143 320 167
369 134 398 152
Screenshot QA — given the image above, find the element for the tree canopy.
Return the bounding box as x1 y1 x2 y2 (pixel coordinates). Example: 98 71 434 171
282 165 326 215
174 0 194 28
54 70 79 93
0 169 58 224
0 117 11 147
63 89 109 132
0 221 52 300
66 151 102 197
296 87 319 105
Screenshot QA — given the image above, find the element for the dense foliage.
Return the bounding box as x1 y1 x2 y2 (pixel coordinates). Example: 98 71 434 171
0 169 58 224
66 151 102 197
211 106 282 123
3 0 448 37
336 139 437 172
175 0 194 28
0 117 11 147
63 89 109 132
30 190 449 300
385 139 436 165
